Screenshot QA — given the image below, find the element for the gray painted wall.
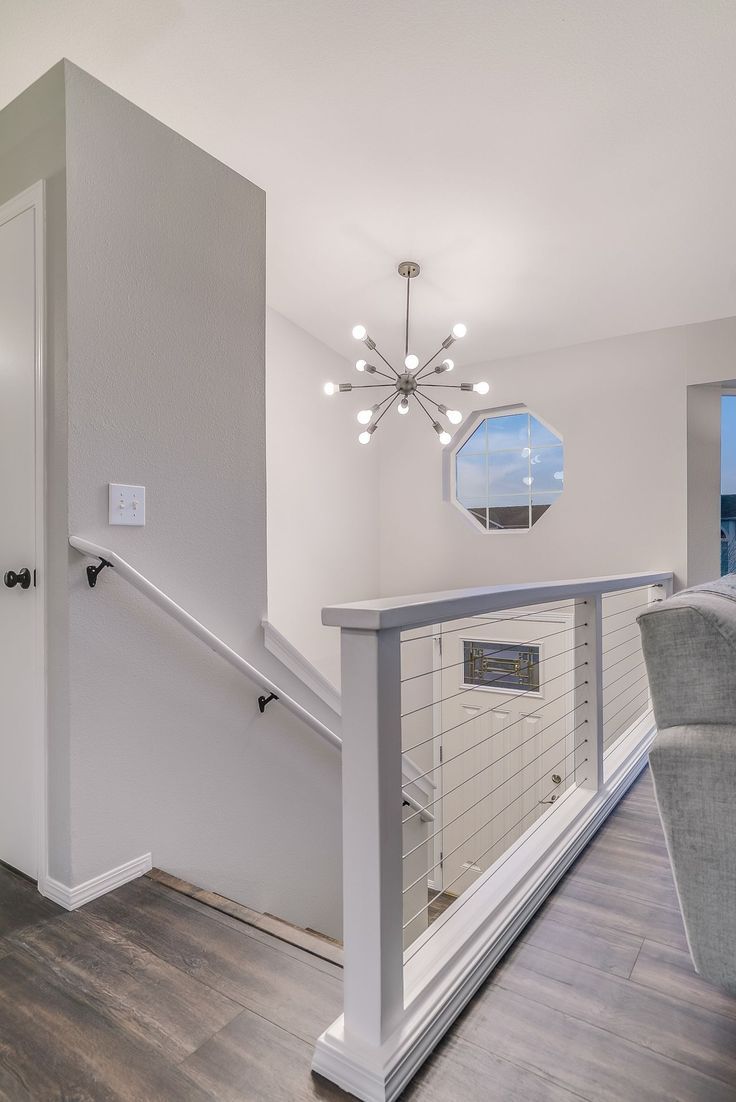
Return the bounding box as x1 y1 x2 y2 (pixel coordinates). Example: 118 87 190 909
1 63 343 937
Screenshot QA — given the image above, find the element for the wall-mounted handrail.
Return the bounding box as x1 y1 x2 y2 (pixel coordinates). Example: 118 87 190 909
69 535 340 743
68 536 434 823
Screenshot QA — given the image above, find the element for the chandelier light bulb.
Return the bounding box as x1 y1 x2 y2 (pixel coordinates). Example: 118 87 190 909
473 381 490 395
447 409 462 425
523 476 534 486
357 405 379 425
398 398 410 415
404 353 419 371
352 324 367 341
324 382 337 396
442 358 454 372
433 421 452 446
355 359 366 372
358 426 376 444
452 323 467 339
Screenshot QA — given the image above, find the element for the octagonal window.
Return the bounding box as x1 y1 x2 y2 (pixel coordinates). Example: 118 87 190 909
454 408 563 531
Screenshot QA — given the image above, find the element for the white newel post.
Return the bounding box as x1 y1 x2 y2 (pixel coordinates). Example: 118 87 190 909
574 594 603 794
340 625 405 1049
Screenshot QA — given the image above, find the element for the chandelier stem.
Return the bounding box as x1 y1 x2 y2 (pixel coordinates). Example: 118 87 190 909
405 275 410 357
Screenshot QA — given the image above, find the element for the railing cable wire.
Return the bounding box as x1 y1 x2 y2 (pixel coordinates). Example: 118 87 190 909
400 641 587 719
402 705 587 825
402 668 588 774
403 742 590 929
402 717 589 864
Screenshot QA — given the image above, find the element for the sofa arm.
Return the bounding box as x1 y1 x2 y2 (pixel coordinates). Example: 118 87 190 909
649 723 736 994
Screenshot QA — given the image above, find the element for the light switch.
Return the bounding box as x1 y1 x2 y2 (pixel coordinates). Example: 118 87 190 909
109 483 145 525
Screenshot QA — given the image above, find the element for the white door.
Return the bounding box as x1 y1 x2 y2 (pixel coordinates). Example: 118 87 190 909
438 607 575 899
0 185 44 879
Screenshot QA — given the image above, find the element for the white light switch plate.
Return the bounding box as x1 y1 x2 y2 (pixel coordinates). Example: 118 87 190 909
109 483 145 525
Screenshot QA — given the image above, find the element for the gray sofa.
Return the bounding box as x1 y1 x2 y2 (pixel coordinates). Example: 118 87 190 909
638 577 736 995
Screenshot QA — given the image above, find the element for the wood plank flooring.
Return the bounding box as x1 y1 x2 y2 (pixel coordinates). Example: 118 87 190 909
1 766 735 1100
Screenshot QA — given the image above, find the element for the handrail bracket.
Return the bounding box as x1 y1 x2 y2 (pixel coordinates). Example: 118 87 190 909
258 691 279 713
86 557 113 588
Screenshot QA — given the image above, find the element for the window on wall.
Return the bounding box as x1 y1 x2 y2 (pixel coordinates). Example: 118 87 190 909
454 409 563 531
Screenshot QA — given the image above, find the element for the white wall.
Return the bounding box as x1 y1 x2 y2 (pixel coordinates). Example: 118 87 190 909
1 63 344 938
377 319 736 598
266 308 380 687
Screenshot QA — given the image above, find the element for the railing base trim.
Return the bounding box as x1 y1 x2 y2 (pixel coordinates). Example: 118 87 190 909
312 720 656 1102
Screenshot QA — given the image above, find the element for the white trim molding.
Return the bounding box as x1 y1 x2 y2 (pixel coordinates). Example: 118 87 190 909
39 853 152 911
262 619 342 715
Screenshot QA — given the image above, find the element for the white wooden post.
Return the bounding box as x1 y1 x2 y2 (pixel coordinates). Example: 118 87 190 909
574 594 603 793
340 626 405 1048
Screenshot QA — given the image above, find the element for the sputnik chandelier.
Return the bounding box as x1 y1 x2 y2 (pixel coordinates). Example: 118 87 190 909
324 261 489 445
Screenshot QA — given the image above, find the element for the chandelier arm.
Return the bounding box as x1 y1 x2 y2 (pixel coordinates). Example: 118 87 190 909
373 389 401 417
374 347 400 378
372 368 397 381
415 345 447 378
413 391 439 426
350 383 397 389
372 391 402 429
415 383 464 389
416 391 444 413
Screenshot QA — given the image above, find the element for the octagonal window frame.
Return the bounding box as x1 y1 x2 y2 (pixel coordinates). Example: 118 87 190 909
444 404 564 534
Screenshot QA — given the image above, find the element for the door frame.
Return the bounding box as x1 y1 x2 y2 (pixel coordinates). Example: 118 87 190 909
0 180 47 886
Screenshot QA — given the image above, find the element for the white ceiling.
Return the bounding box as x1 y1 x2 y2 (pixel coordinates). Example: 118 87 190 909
3 0 736 366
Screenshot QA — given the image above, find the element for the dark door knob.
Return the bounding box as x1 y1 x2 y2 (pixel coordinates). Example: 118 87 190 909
4 568 31 590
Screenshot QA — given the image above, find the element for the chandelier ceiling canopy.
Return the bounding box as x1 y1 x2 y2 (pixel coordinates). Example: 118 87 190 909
324 261 489 445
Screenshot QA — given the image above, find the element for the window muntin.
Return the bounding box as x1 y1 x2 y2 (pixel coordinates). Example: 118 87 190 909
454 410 563 531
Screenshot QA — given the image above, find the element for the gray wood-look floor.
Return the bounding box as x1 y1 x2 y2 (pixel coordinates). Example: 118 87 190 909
1 766 736 1100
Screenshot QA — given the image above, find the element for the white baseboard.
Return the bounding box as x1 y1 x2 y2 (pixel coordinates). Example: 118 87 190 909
313 721 655 1102
39 852 152 910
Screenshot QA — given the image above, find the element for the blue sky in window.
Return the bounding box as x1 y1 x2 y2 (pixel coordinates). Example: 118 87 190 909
456 413 564 502
722 396 736 494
